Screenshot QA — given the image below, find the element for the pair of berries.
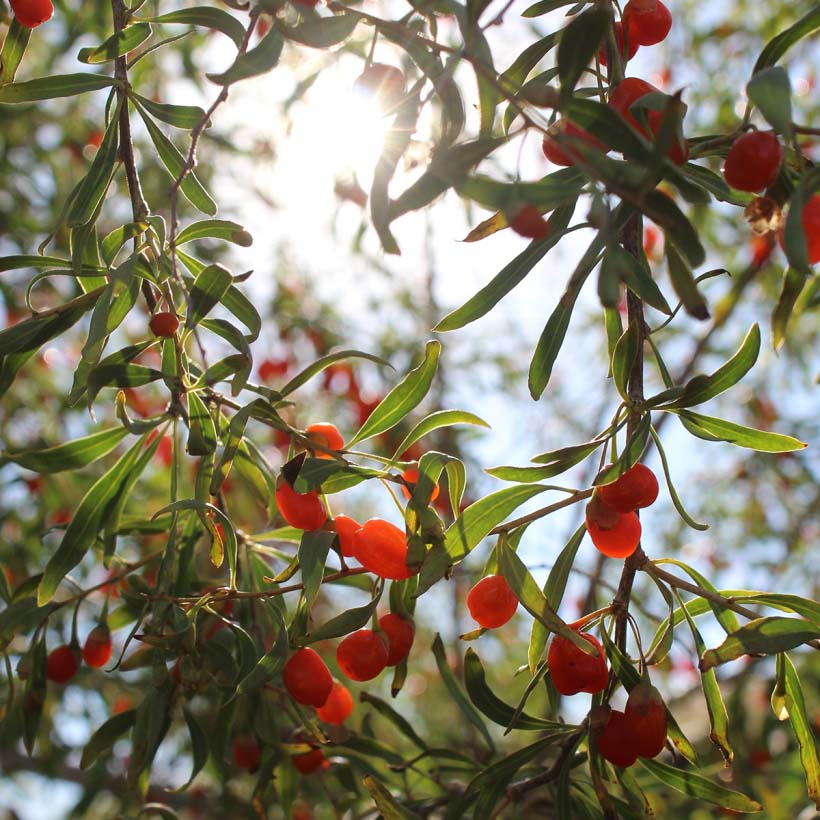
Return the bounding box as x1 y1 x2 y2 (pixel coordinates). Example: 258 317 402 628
10 0 53 28
585 463 659 558
46 624 114 683
598 2 672 67
547 629 608 695
594 682 668 766
467 575 518 629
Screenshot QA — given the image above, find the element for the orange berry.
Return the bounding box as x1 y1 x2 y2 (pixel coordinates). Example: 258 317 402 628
316 681 354 725
333 515 361 558
283 648 333 707
378 613 415 666
336 629 389 682
82 624 113 668
585 497 642 558
400 465 440 502
596 463 659 512
275 480 327 531
149 311 179 338
306 422 344 457
352 519 416 580
547 631 608 695
624 0 672 46
467 575 518 629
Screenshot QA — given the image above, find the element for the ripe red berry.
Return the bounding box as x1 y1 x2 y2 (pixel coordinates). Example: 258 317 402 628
46 644 81 684
316 681 354 725
275 480 327 531
624 0 672 46
585 496 642 559
594 709 639 767
336 629 389 682
352 518 416 580
542 120 603 166
149 311 179 338
547 631 608 695
722 131 783 192
400 465 440 502
598 21 639 67
306 422 344 457
625 682 668 758
233 733 261 770
467 575 519 629
283 648 333 707
354 63 405 111
258 357 290 381
378 613 415 666
778 194 820 265
507 203 550 240
82 624 113 668
333 515 361 558
596 463 659 513
10 0 53 28
293 747 329 774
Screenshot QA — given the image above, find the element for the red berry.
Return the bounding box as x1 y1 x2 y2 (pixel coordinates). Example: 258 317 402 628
467 575 518 629
149 311 179 338
258 357 290 381
598 21 639 67
778 194 820 265
624 0 672 46
354 64 405 111
596 463 659 513
333 515 361 558
507 204 550 240
400 465 440 502
595 709 639 767
722 131 783 192
82 624 113 668
283 648 333 707
585 497 642 559
233 733 261 770
306 422 344 457
275 481 327 531
293 747 329 774
542 121 602 167
547 631 608 695
46 644 81 684
316 681 354 725
10 0 53 28
378 613 415 666
336 629 389 682
625 682 668 758
352 519 416 580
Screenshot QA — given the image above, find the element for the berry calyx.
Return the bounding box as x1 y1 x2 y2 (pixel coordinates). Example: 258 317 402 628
378 613 415 666
585 496 642 559
625 682 668 758
275 479 327 531
336 629 389 681
293 747 329 774
542 120 603 167
149 311 179 338
400 465 440 502
82 624 113 668
598 21 639 67
624 0 672 47
46 644 81 684
316 681 354 725
354 64 405 111
10 0 53 28
233 733 261 770
594 709 639 767
722 131 783 192
333 514 361 558
306 422 344 457
507 203 550 240
352 518 416 580
283 648 333 707
596 463 659 513
467 575 519 629
547 630 608 695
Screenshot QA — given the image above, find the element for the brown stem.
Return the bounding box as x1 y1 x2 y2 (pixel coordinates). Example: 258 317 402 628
489 489 594 535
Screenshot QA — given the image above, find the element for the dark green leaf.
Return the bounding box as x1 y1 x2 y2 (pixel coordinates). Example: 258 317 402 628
772 267 808 349
747 66 792 134
132 95 206 130
236 603 287 695
186 391 217 456
0 73 115 103
128 684 174 787
0 426 129 473
186 263 233 329
298 530 334 612
666 244 709 320
280 14 358 48
753 5 820 73
145 7 246 48
78 23 152 64
364 774 422 820
781 654 820 809
296 585 383 645
360 691 426 750
206 28 283 86
611 321 639 401
81 710 136 769
557 6 611 99
176 708 209 791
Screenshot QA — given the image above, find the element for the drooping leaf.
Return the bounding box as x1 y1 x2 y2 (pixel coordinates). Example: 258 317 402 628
145 6 246 48
78 23 152 64
675 409 806 452
206 27 284 86
81 710 137 769
747 65 792 134
0 73 115 103
782 654 820 809
0 426 129 473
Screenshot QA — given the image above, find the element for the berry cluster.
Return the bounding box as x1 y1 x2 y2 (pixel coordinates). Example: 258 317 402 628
45 623 113 684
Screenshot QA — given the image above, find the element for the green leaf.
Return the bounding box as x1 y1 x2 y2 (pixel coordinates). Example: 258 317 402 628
131 95 206 130
348 341 440 446
781 655 820 809
128 684 174 787
782 168 820 274
675 409 806 452
206 27 284 86
364 774 422 820
608 243 671 314
753 5 820 73
137 106 216 215
666 244 709 320
186 263 233 329
78 23 152 64
647 190 705 269
145 7 246 48
747 66 792 134
611 320 639 401
0 426 129 473
640 759 762 812
431 634 494 750
670 324 760 408
279 349 391 397
772 268 807 350
176 708 209 791
0 18 31 85
700 617 820 671
280 13 359 48
435 205 575 332
391 409 490 460
236 602 287 695
295 584 383 645
186 391 217 456
81 710 136 769
557 5 611 99
0 73 115 103
297 530 335 613
360 690 426 750
175 219 253 246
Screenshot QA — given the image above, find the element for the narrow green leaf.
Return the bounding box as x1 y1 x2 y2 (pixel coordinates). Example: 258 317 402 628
132 95 206 130
279 349 391 397
0 73 115 103
206 27 283 86
782 654 820 809
0 18 31 85
391 409 490 460
772 267 807 349
364 774 422 820
175 708 209 791
81 710 136 769
611 321 639 401
186 263 233 329
186 392 217 456
557 6 612 99
145 7 246 48
753 6 820 72
280 13 359 48
78 23 152 64
747 66 792 134
0 426 129 473
175 219 253 247
128 684 174 787
360 691 426 750
648 190 706 269
666 244 709 320
295 585 383 645
298 530 334 613
675 409 806 452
